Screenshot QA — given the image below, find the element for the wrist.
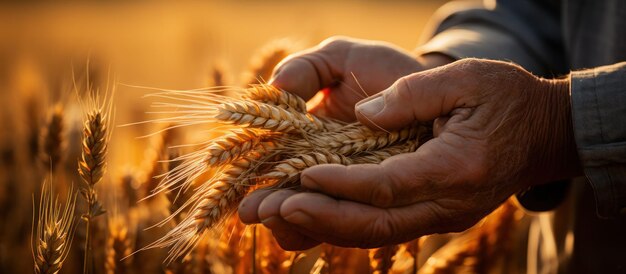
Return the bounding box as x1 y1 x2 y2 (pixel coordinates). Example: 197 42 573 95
530 77 583 184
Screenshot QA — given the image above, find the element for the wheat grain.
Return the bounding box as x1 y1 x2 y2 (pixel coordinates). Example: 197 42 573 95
215 101 327 133
261 152 352 185
206 128 267 166
290 124 421 155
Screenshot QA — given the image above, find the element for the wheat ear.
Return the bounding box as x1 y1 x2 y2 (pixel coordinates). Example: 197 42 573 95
78 95 112 274
105 215 133 274
215 101 327 133
39 105 65 171
243 84 307 112
261 152 352 185
206 128 268 166
147 145 271 263
291 124 421 155
32 181 77 274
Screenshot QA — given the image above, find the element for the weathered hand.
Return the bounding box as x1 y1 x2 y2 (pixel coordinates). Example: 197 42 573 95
270 36 450 121
239 59 581 251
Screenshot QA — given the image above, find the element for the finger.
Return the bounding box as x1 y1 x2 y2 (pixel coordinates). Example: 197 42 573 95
354 62 476 131
256 190 321 250
300 142 458 208
271 44 346 101
278 192 453 248
263 216 321 251
257 189 300 222
238 189 274 224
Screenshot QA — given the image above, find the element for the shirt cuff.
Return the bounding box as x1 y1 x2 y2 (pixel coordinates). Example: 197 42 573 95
570 62 626 218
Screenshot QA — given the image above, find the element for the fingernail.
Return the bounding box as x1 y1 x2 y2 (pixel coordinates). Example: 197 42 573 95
356 93 386 117
283 210 313 225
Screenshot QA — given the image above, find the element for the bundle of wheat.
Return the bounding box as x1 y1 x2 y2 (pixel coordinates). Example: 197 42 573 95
140 84 429 263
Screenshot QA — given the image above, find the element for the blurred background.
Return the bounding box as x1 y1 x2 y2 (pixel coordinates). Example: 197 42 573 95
0 0 448 171
0 1 538 274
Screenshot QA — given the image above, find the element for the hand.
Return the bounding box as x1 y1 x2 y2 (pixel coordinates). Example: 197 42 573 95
240 58 582 250
270 36 452 121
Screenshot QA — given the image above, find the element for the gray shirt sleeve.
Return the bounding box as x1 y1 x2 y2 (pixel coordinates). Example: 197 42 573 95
571 62 626 218
420 0 626 218
418 0 567 77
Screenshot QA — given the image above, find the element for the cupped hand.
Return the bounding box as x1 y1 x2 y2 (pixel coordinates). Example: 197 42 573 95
270 36 450 121
240 58 582 250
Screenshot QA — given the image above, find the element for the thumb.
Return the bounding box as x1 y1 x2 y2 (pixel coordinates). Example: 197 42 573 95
354 67 465 130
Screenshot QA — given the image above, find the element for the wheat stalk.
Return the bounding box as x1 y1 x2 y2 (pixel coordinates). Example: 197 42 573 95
78 93 113 274
32 181 77 274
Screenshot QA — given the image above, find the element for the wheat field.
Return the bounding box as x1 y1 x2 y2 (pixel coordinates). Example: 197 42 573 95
0 1 535 273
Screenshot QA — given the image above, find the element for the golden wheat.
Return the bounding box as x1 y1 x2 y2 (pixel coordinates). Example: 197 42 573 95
243 84 307 112
143 84 428 262
262 152 352 185
215 100 326 133
288 124 421 155
78 94 113 274
32 181 77 274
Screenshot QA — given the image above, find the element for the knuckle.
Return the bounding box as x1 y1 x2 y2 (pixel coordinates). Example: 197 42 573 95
319 35 351 48
392 76 416 103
